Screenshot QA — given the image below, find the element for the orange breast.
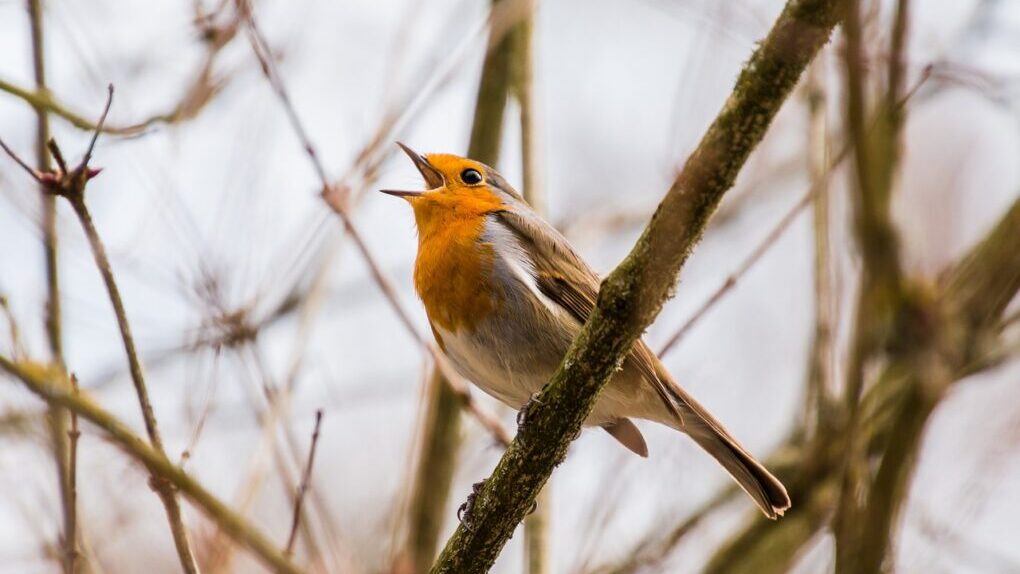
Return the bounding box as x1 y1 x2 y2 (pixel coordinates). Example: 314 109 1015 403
412 194 503 333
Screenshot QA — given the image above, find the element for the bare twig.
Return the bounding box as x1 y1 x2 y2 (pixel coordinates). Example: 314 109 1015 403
285 409 324 558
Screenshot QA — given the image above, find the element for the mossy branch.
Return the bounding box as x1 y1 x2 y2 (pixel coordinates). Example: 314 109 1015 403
430 1 842 571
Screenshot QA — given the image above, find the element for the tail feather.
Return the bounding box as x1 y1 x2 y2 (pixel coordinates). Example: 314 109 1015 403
684 412 790 518
667 386 790 518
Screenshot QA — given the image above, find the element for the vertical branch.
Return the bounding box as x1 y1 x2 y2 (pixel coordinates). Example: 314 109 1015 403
509 3 551 572
803 58 834 435
402 370 466 574
26 2 77 570
833 1 913 571
400 1 519 569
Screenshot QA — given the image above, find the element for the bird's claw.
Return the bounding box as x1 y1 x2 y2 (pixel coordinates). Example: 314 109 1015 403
516 391 545 430
457 480 487 531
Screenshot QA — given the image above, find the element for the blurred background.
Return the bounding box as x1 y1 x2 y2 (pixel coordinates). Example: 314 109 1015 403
1 0 1019 572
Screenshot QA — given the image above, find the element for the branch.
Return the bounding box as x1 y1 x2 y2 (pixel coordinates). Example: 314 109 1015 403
430 1 842 570
0 356 305 574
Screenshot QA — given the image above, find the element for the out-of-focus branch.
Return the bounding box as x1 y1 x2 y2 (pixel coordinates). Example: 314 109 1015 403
0 5 239 137
703 193 1020 572
430 1 842 570
833 1 914 570
400 370 466 574
23 2 77 571
0 357 306 574
509 4 551 571
803 58 835 434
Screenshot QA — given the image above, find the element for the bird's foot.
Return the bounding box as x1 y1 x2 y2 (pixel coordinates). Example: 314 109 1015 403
457 480 487 531
516 390 545 430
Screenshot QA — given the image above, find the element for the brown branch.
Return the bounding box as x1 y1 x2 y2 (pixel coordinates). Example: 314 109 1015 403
285 409 324 558
0 356 306 574
431 1 842 570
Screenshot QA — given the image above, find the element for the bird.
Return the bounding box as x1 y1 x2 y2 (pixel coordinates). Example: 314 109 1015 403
381 143 791 519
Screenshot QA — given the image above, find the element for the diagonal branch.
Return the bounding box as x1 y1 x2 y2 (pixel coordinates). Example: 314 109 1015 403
430 0 842 570
0 356 305 574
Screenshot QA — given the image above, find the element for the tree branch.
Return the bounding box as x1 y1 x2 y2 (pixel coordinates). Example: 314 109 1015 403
430 1 842 570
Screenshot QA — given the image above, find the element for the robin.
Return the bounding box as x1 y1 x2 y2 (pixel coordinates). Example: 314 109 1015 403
381 143 790 518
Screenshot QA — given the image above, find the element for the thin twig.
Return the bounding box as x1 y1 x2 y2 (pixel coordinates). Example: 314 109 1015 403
285 409 324 558
658 141 848 358
236 0 512 447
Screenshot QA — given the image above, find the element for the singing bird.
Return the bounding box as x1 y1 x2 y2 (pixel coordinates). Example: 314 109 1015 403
382 143 790 518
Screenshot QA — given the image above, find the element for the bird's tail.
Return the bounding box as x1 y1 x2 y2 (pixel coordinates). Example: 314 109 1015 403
666 387 791 519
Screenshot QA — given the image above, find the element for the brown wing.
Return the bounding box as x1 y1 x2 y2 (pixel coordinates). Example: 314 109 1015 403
494 209 685 426
495 208 790 517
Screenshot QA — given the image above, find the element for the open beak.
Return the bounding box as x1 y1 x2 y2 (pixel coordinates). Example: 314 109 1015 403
379 142 445 199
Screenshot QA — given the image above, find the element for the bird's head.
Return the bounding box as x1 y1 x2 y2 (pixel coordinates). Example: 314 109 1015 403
380 143 522 233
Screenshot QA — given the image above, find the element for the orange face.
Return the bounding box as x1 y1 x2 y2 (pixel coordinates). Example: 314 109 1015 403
381 145 506 239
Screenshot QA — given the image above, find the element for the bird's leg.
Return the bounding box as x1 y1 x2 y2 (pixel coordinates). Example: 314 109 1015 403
457 480 487 531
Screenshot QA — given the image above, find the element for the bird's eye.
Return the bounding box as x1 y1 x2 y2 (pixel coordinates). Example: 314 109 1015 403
461 168 483 185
